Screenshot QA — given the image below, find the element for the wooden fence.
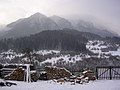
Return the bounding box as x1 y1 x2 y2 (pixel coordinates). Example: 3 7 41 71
96 66 120 80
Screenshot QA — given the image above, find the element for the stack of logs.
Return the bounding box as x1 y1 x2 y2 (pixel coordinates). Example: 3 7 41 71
0 64 3 78
45 66 72 79
76 69 96 83
82 69 96 81
5 67 25 81
5 67 38 82
31 72 38 82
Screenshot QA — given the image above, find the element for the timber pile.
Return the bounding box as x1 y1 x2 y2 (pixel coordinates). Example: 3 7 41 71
0 64 3 78
39 71 48 80
31 72 38 82
5 67 25 81
45 66 72 79
75 69 96 84
82 69 96 81
4 67 38 82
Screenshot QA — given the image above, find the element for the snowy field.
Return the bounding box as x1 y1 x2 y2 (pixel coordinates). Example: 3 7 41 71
1 80 120 90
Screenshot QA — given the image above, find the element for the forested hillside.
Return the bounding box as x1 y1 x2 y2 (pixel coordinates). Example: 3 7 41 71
0 30 89 52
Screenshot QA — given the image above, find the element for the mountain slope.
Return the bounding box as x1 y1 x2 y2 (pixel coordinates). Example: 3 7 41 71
71 19 117 37
50 15 73 29
0 13 118 39
0 30 88 52
1 13 59 38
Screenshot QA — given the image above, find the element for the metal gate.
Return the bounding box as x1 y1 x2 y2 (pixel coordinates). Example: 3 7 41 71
96 66 120 80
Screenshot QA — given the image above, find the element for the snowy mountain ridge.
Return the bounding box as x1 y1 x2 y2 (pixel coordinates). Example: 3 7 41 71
0 12 118 38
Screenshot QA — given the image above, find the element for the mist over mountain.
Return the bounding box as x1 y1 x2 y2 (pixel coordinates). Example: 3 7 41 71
50 15 73 29
0 12 118 39
71 19 117 37
1 13 59 38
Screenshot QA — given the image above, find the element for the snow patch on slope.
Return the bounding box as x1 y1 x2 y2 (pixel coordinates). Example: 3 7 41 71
0 49 24 60
36 50 60 55
41 55 82 65
86 40 120 57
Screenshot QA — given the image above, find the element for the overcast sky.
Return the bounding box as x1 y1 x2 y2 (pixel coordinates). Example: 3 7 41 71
0 0 120 33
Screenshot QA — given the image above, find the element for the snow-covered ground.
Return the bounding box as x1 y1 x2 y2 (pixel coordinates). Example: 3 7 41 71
1 80 120 90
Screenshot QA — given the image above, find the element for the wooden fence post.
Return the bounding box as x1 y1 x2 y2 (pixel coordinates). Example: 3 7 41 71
109 66 112 80
96 67 98 79
26 64 31 83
